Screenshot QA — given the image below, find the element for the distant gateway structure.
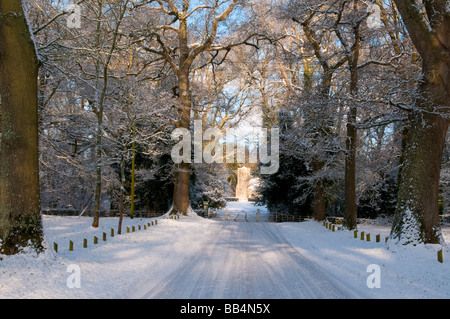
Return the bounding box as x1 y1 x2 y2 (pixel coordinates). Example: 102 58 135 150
236 167 250 201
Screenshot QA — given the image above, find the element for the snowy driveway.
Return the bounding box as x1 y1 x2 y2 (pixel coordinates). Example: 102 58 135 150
136 212 360 299
2 202 449 298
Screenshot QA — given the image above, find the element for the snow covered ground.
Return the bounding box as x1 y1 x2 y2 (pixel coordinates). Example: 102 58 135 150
0 201 449 299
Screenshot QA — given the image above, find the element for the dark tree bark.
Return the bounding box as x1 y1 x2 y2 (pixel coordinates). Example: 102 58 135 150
118 150 125 234
343 23 360 231
333 1 362 230
390 0 450 244
0 0 44 254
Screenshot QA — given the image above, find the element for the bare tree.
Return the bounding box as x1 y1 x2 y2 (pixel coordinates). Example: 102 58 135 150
131 0 257 215
90 0 130 227
291 4 349 222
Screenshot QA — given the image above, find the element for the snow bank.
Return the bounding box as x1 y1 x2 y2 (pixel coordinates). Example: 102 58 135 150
0 215 217 298
278 219 450 298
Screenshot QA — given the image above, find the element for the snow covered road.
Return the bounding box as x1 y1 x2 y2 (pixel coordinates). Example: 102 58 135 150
137 212 359 299
1 201 449 299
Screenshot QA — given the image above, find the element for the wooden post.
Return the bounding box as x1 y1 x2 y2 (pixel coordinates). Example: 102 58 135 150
138 224 141 230
257 209 260 222
53 242 58 253
127 226 130 233
144 225 147 230
155 220 158 225
69 240 73 251
360 231 365 240
332 225 335 232
111 228 114 237
132 226 135 232
94 236 98 244
151 221 154 226
366 233 370 242
354 230 358 238
103 232 107 241
83 238 87 248
438 249 443 263
376 234 380 243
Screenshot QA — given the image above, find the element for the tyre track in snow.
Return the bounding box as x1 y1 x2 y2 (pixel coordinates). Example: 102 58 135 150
140 223 227 299
257 222 359 298
138 213 361 299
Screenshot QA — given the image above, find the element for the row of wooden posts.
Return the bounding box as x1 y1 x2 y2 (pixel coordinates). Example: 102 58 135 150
322 220 444 263
52 215 179 253
323 220 388 243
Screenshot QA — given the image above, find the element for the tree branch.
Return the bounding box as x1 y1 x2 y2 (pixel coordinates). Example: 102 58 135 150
32 0 87 35
392 0 439 61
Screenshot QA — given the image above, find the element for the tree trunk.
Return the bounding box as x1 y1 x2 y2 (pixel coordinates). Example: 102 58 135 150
171 162 191 215
91 1 103 228
395 123 409 189
306 59 328 222
92 120 102 228
391 85 450 244
343 105 357 229
390 0 450 244
312 160 326 221
343 18 361 230
118 151 125 234
170 70 192 215
311 66 327 222
0 1 44 254
391 110 449 244
130 122 136 219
